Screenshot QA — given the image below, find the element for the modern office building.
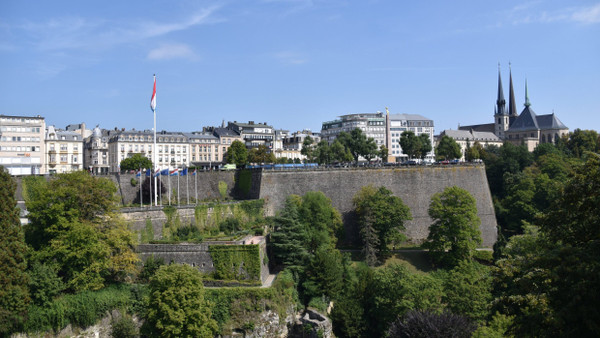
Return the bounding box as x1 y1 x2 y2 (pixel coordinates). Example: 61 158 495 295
388 113 435 162
0 114 46 175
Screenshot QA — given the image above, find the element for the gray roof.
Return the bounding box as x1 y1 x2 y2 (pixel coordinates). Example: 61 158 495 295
536 113 568 130
185 132 218 141
213 128 240 137
458 123 495 133
441 129 501 142
389 113 432 121
508 106 540 132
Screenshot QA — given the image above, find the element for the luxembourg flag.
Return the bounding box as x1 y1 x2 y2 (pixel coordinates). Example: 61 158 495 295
150 75 156 112
170 168 179 176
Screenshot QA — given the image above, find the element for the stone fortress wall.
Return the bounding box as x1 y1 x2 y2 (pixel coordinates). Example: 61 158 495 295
15 165 497 247
113 165 496 247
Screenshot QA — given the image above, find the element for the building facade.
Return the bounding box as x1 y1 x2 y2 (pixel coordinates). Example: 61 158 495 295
227 121 274 150
459 66 569 151
321 112 387 147
84 126 113 174
437 129 503 161
276 130 321 161
0 114 46 175
388 113 435 162
45 126 84 174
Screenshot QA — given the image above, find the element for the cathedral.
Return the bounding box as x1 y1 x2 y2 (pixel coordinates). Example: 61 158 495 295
460 65 568 151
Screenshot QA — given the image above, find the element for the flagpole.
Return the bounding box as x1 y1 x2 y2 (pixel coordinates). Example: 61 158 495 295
152 74 158 207
139 167 142 208
186 167 189 205
169 169 171 206
177 172 180 206
195 169 198 204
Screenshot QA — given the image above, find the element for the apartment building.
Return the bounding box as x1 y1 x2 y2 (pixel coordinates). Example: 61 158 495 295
0 114 46 175
187 132 220 169
45 126 84 174
227 121 274 149
276 130 321 161
84 126 112 174
388 113 435 162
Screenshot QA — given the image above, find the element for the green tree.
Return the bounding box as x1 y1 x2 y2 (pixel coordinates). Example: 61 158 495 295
301 246 346 303
539 153 600 335
442 260 492 322
298 191 343 253
248 144 275 164
226 140 248 166
269 196 310 273
330 139 353 163
418 133 433 160
423 186 481 267
379 145 389 162
353 186 412 265
338 129 377 163
465 141 484 162
567 128 599 157
314 140 331 164
25 171 118 249
24 171 138 291
399 131 421 160
119 153 153 172
0 166 30 335
301 136 316 162
146 264 218 338
435 135 462 160
27 261 64 306
368 263 445 336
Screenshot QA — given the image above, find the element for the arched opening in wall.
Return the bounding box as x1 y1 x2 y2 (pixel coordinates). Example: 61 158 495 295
192 262 196 267
541 134 546 143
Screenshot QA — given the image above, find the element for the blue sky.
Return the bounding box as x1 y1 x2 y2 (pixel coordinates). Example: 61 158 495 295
1 0 599 134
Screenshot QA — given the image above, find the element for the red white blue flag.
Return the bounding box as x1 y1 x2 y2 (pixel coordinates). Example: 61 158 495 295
150 75 156 112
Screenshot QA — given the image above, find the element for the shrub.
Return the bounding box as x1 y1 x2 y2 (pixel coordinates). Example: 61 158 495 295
111 313 137 338
220 218 241 234
387 310 475 338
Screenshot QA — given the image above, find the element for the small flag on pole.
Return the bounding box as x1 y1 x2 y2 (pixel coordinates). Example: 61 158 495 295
160 169 169 176
170 169 179 176
181 168 188 176
154 168 161 177
136 169 141 177
146 169 151 176
150 75 156 112
192 169 197 176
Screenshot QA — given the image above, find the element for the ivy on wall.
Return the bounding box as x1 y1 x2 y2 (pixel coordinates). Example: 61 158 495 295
237 170 253 198
209 245 261 281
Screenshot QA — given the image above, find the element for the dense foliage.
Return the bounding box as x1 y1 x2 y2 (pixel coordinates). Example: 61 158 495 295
119 153 153 172
423 186 482 267
353 186 412 265
435 135 462 160
145 264 218 337
399 131 432 160
226 140 248 166
0 166 30 335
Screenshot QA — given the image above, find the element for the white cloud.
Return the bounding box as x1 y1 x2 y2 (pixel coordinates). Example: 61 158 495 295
274 51 307 65
571 3 600 24
19 5 221 52
508 2 600 25
147 43 198 61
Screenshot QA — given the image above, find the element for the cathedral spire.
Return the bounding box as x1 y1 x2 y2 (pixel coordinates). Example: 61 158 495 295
508 63 518 117
495 63 506 116
524 79 531 107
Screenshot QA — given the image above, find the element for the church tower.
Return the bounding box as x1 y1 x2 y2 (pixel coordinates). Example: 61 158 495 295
494 64 509 139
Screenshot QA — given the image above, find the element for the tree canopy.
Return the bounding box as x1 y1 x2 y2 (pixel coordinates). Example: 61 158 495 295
146 264 218 337
423 186 481 267
337 129 378 162
226 140 248 166
353 186 412 265
248 144 275 164
119 153 153 171
0 166 30 335
399 131 432 160
435 135 462 160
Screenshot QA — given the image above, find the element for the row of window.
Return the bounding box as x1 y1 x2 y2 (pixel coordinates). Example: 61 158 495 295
0 126 42 133
0 117 43 124
1 146 40 152
49 144 78 151
49 155 79 163
1 136 42 142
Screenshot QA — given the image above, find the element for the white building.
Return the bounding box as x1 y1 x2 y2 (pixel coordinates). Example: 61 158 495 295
0 114 46 175
388 113 435 162
45 126 84 174
437 129 503 161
